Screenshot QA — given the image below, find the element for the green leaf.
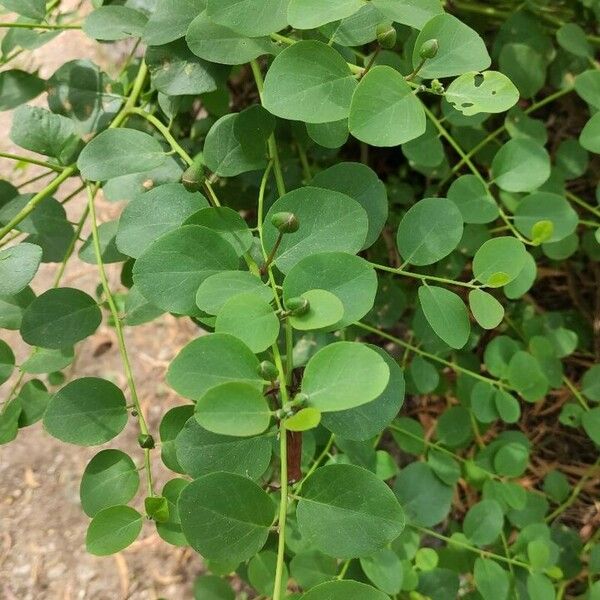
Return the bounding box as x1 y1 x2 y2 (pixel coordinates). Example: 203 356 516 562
301 580 389 600
526 572 555 600
193 575 235 600
418 285 470 349
156 478 190 546
582 408 600 445
349 65 426 147
86 505 143 556
474 558 510 600
284 407 322 432
372 0 442 29
288 289 344 331
504 251 536 299
556 23 591 58
15 379 49 428
582 365 600 402
159 406 194 474
296 464 405 558
167 333 263 401
80 450 140 517
206 0 288 36
464 499 504 546
132 225 238 315
311 162 388 249
43 377 128 446
20 287 101 349
506 351 548 402
360 548 404 594
116 183 208 259
79 221 128 265
0 287 35 330
301 341 389 411
306 120 349 149
0 339 14 385
472 236 527 287
447 175 498 224
0 242 42 296
143 0 206 46
319 4 384 47
575 70 600 109
178 472 275 563
263 186 368 273
288 0 363 30
146 40 228 96
84 6 148 41
469 289 504 330
445 71 519 116
0 0 45 19
413 14 491 79
580 113 600 154
396 198 463 266
77 128 166 181
393 462 453 526
248 550 288 596
195 382 271 437
262 40 357 124
290 551 337 589
491 138 551 192
0 70 45 111
186 13 274 65
175 417 272 479
514 193 578 243
283 252 377 329
0 397 21 444
495 389 521 424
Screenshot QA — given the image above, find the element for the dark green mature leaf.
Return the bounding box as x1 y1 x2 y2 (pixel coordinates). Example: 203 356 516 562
419 285 470 349
447 175 498 224
133 225 238 315
296 464 405 558
84 6 148 41
580 113 600 154
207 0 289 36
43 377 128 445
301 580 389 599
474 558 510 600
0 0 45 19
0 70 45 111
80 450 140 517
0 339 14 385
20 288 101 349
263 41 357 124
78 128 167 181
0 243 42 296
79 221 128 265
86 505 143 556
472 236 527 287
372 0 442 29
349 66 426 147
288 0 363 30
514 193 578 243
143 0 206 46
178 472 275 562
464 499 504 545
491 138 550 192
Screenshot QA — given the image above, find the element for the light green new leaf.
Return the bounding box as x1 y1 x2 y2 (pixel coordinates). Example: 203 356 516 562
207 0 289 36
413 14 491 79
288 289 344 331
491 138 551 192
464 499 504 546
186 13 274 65
284 407 321 432
469 289 504 330
396 198 463 266
580 112 600 154
514 192 578 243
418 285 470 349
44 377 128 446
263 41 357 124
372 0 442 29
301 341 389 411
20 287 101 349
86 506 143 556
474 558 510 600
143 0 206 45
297 464 405 558
77 128 166 181
0 242 42 296
178 472 275 563
0 0 45 20
301 580 389 600
288 0 364 30
195 382 271 437
446 71 519 116
263 187 368 273
215 293 279 353
472 236 527 287
132 225 238 315
167 333 263 401
349 66 426 147
80 450 140 517
84 6 148 41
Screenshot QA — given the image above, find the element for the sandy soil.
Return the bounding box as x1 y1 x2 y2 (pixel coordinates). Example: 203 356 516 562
0 5 205 599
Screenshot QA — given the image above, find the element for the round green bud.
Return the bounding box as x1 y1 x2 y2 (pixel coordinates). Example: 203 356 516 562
138 433 155 449
181 154 205 192
419 38 439 59
258 360 278 381
271 211 300 233
376 23 397 49
286 296 310 316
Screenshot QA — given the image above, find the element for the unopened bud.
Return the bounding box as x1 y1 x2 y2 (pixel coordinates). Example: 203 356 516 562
419 38 439 59
258 360 278 381
286 296 310 316
271 211 299 233
376 23 397 49
138 433 155 449
181 154 205 192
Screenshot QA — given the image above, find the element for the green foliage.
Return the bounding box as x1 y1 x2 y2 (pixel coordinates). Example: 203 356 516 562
0 1 599 598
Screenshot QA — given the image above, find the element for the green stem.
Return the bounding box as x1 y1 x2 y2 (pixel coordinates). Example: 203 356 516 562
0 165 76 241
0 22 81 30
257 161 274 261
563 376 590 411
294 434 334 494
110 61 149 129
566 191 600 220
371 262 481 289
86 185 153 495
0 151 63 171
52 203 90 287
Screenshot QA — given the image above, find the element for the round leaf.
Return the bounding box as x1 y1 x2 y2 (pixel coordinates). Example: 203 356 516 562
0 242 42 296
206 0 288 36
491 138 550 192
514 192 578 243
86 505 143 556
464 499 504 546
301 580 389 600
469 289 504 330
446 71 519 116
288 289 344 331
472 236 527 287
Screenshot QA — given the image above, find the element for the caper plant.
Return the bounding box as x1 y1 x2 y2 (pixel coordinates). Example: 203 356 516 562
0 0 600 598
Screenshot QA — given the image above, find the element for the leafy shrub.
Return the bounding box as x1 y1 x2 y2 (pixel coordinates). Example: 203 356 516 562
0 0 599 598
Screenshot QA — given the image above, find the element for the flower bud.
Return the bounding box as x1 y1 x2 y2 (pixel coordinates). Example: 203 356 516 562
138 433 155 449
285 296 310 316
271 211 300 233
258 360 278 381
419 38 439 59
376 23 397 49
181 154 204 192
